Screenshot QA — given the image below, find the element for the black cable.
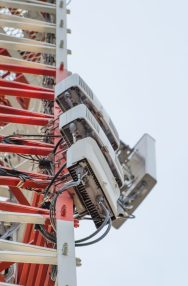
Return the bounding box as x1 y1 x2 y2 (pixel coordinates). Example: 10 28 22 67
43 162 66 196
17 154 39 162
75 202 110 244
4 134 61 139
52 137 64 155
75 218 112 247
0 167 30 180
49 177 82 231
118 200 136 219
37 224 56 243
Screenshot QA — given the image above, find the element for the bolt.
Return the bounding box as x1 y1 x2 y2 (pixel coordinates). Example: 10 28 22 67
61 205 66 217
59 1 64 8
62 243 68 255
60 40 64 49
60 20 64 28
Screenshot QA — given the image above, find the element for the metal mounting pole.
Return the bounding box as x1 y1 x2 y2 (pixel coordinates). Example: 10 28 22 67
56 1 77 285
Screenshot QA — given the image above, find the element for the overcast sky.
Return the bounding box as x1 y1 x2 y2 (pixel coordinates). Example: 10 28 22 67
68 1 188 285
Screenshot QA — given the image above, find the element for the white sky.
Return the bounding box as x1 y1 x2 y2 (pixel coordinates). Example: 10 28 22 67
68 1 188 285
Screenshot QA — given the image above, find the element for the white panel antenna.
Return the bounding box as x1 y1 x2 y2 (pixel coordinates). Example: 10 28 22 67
59 104 124 187
66 137 120 228
55 73 120 150
113 134 157 229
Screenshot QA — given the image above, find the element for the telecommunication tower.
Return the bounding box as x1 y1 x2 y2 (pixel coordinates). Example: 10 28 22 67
0 1 156 285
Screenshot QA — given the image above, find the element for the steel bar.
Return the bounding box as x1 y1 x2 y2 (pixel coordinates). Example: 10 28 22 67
0 202 49 214
0 78 52 92
0 105 53 119
0 33 55 47
0 12 56 26
0 143 52 155
0 136 54 148
0 240 55 254
0 262 13 273
0 19 56 34
0 167 51 180
0 137 54 149
0 1 56 14
0 252 57 265
0 212 49 224
9 187 30 206
0 177 49 189
0 40 56 55
0 63 56 77
0 114 50 126
0 87 54 100
0 55 55 72
12 0 56 5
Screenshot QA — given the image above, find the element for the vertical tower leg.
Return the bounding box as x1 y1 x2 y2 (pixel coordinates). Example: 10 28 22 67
56 193 77 286
56 2 77 285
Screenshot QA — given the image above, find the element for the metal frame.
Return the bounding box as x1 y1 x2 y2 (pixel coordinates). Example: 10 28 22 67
0 1 77 285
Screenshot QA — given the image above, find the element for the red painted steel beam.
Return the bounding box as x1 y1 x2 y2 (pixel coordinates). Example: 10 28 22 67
0 177 49 189
0 114 50 126
0 105 54 119
0 167 51 180
0 262 13 273
0 143 53 155
0 201 49 215
0 63 56 76
0 274 5 282
0 87 54 100
0 78 52 92
9 187 31 206
0 136 54 148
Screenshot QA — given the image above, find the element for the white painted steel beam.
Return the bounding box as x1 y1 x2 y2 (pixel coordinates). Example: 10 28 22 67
0 33 55 47
0 19 56 34
0 40 56 55
0 12 56 26
0 0 56 14
12 0 56 6
0 240 81 267
0 211 48 224
0 239 56 254
0 251 57 265
0 55 55 70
